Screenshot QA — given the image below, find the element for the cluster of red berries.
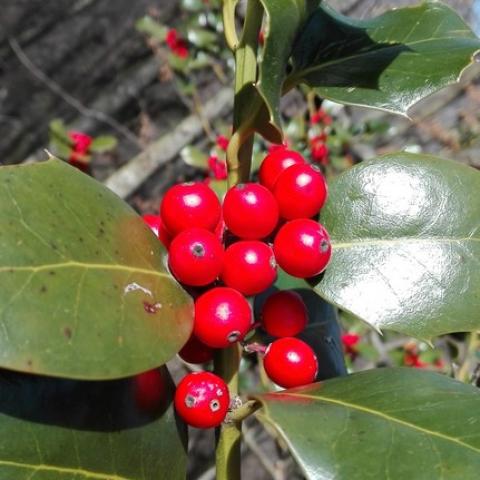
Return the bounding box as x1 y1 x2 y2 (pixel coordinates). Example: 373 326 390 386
143 147 332 428
68 131 93 173
165 28 189 58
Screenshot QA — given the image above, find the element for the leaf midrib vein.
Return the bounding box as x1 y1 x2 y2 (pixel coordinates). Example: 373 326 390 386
0 458 130 480
0 261 170 279
332 236 480 250
274 392 480 455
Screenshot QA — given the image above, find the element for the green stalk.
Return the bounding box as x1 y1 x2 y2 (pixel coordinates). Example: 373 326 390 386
215 2 264 479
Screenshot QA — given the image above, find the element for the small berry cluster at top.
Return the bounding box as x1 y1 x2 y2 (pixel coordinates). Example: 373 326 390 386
165 29 189 58
68 132 93 173
143 146 331 429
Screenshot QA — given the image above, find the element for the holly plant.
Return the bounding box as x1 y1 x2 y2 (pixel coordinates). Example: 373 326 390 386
1 1 480 479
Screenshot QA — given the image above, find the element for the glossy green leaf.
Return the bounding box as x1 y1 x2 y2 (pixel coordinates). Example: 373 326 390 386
290 2 480 115
0 367 186 479
254 270 346 380
256 368 480 480
0 159 193 379
256 0 320 139
135 16 168 41
180 145 209 170
89 135 118 153
313 152 480 340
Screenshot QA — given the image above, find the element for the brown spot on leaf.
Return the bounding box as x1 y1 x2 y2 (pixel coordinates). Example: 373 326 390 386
64 327 72 339
40 285 47 293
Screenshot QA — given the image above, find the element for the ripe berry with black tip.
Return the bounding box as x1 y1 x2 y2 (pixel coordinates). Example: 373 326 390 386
174 372 230 428
273 163 327 219
223 183 279 239
263 337 318 388
259 148 305 191
194 287 252 348
178 335 215 364
168 228 223 286
261 290 308 337
160 183 221 236
274 219 331 278
221 241 277 296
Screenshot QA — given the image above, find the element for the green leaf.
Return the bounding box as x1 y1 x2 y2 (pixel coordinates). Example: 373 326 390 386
49 119 72 146
89 135 118 153
0 367 187 479
180 145 209 170
312 152 480 340
135 16 168 41
255 0 320 139
254 270 346 380
187 28 218 49
256 368 480 480
0 159 193 379
290 2 480 115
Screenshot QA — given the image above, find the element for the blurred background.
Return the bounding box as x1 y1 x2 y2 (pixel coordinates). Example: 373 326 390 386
1 1 479 479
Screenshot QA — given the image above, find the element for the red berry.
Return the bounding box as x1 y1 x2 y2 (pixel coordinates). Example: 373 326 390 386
69 131 93 153
178 335 214 364
134 369 166 412
259 148 305 191
223 183 279 239
174 372 230 428
194 287 252 348
263 337 318 388
168 228 223 286
274 219 331 278
221 241 277 296
261 291 308 337
273 164 328 219
142 214 172 249
160 183 221 236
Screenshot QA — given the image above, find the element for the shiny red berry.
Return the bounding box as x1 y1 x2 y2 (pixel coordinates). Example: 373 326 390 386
178 335 214 364
273 164 327 219
194 287 252 348
263 337 318 388
259 148 305 191
223 183 279 239
133 369 166 412
174 372 230 428
261 291 308 337
274 219 331 278
160 183 221 236
142 214 172 249
168 228 223 286
221 241 277 296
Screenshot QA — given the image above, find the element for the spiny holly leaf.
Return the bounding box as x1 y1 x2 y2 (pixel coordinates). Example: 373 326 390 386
255 270 346 381
0 159 193 380
289 2 480 115
312 152 480 341
0 367 187 479
256 368 480 480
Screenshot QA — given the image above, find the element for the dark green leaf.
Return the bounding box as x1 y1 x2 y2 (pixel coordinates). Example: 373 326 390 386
255 269 346 380
313 152 480 341
89 135 118 153
135 16 168 41
0 159 193 379
290 2 480 115
0 367 186 479
256 368 480 479
256 0 320 138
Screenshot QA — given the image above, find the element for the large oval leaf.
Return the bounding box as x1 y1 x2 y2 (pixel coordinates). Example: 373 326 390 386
290 2 480 115
313 152 480 341
0 367 186 479
0 159 193 379
256 368 480 479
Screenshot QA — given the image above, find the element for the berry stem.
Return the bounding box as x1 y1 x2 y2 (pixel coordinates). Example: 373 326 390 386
214 345 242 480
228 399 261 423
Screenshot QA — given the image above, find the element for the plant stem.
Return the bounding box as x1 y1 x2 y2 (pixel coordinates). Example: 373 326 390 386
214 345 242 480
457 331 480 383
